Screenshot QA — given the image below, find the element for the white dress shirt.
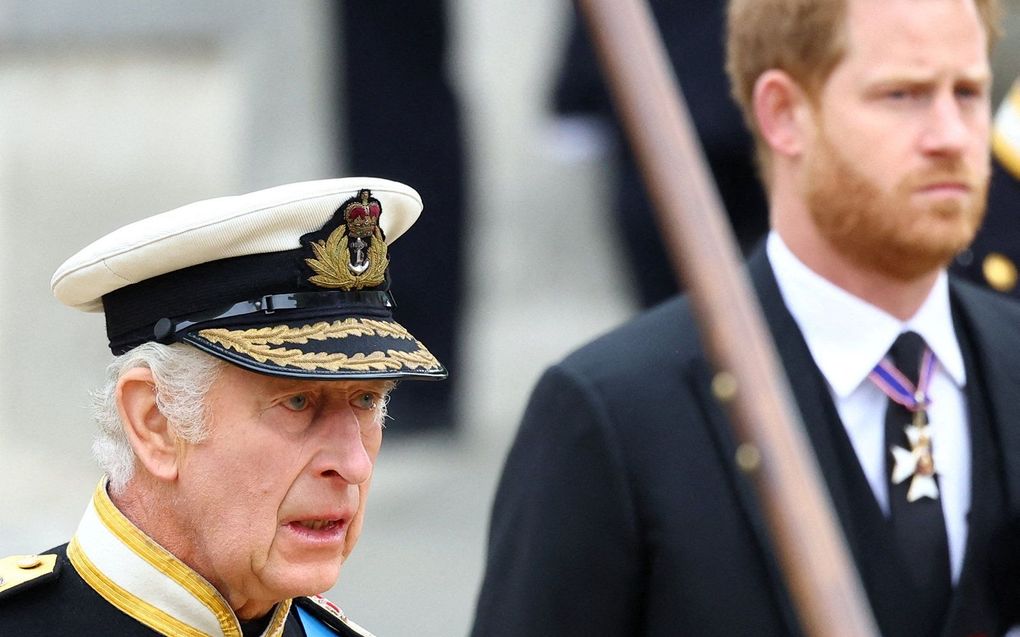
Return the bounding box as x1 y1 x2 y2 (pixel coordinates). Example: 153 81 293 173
767 232 970 582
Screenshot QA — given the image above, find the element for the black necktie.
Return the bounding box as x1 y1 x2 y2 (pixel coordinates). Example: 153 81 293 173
884 331 951 633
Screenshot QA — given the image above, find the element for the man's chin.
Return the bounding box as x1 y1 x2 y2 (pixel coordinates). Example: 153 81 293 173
859 240 966 281
261 559 343 602
856 206 983 280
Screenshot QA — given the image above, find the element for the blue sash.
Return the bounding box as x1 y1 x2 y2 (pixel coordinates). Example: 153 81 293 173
296 605 337 637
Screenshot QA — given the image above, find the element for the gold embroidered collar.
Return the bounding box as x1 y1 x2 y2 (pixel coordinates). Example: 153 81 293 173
68 479 291 637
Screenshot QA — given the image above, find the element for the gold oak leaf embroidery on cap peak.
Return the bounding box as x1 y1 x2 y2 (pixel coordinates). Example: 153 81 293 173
198 318 440 372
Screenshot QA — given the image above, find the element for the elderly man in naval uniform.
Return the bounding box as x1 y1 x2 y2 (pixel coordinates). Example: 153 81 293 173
0 178 446 636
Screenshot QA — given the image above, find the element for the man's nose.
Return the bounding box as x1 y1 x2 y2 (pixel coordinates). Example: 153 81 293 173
919 91 975 156
315 407 374 485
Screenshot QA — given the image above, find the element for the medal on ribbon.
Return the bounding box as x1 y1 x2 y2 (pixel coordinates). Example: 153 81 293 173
869 347 939 502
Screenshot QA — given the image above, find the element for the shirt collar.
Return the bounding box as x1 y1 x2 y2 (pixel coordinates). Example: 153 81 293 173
767 231 965 398
68 478 292 637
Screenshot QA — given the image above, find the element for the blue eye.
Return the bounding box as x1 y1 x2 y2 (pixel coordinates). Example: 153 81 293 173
285 394 310 411
353 392 378 410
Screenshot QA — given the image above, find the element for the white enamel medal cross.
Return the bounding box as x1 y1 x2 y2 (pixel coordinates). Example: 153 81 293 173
889 398 939 502
870 343 940 504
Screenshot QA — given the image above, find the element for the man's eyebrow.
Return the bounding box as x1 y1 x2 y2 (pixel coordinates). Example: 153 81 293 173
866 66 991 86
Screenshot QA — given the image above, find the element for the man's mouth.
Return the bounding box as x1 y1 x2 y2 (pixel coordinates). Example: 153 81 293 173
919 182 968 193
295 519 341 531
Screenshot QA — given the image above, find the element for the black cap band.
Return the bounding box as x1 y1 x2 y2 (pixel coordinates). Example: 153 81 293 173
149 290 395 343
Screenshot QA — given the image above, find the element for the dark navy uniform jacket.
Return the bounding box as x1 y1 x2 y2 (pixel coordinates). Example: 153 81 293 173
0 481 374 637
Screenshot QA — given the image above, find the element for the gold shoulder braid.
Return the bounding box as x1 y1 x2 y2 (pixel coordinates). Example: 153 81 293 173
0 554 58 595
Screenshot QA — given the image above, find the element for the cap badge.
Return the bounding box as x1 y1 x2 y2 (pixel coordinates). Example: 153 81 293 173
305 189 388 289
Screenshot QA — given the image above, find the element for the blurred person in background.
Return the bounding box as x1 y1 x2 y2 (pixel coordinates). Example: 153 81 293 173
339 0 466 435
551 0 768 307
0 178 446 636
472 1 1020 635
952 78 1020 297
552 3 1020 309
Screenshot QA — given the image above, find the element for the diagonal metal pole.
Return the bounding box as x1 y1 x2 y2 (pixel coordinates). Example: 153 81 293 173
573 1 880 635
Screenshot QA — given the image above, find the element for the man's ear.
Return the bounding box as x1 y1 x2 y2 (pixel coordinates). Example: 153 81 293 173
116 367 179 482
753 69 813 159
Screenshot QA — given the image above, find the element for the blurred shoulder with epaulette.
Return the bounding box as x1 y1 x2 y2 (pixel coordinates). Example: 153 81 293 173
952 79 1020 296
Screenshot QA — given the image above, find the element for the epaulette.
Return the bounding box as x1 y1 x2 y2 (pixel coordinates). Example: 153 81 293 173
0 554 61 600
294 594 376 637
993 80 1020 180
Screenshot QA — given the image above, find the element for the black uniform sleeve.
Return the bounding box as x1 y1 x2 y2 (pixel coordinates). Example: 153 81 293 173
471 364 645 636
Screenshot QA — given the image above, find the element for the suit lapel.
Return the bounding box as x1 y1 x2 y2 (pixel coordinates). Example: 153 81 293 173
746 250 921 625
689 248 859 636
692 247 928 634
744 248 862 530
741 248 865 538
687 357 803 637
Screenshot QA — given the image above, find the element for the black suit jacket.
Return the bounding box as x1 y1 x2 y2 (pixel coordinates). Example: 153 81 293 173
472 248 1020 636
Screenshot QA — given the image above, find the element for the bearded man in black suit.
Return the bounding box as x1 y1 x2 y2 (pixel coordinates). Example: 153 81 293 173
472 0 1020 635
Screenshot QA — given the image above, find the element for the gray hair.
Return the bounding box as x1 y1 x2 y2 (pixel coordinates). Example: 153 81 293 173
92 342 224 492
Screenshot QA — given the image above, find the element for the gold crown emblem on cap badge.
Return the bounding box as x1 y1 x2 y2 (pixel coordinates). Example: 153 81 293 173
305 189 388 289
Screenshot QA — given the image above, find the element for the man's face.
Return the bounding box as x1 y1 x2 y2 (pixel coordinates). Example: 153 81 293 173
803 0 991 280
172 365 390 612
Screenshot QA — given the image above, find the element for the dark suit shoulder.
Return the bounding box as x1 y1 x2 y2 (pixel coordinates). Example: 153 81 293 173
951 275 1020 407
952 275 1020 322
559 295 702 384
0 544 163 635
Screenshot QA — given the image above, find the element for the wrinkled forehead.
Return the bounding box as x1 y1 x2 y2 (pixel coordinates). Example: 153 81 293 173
813 0 990 99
